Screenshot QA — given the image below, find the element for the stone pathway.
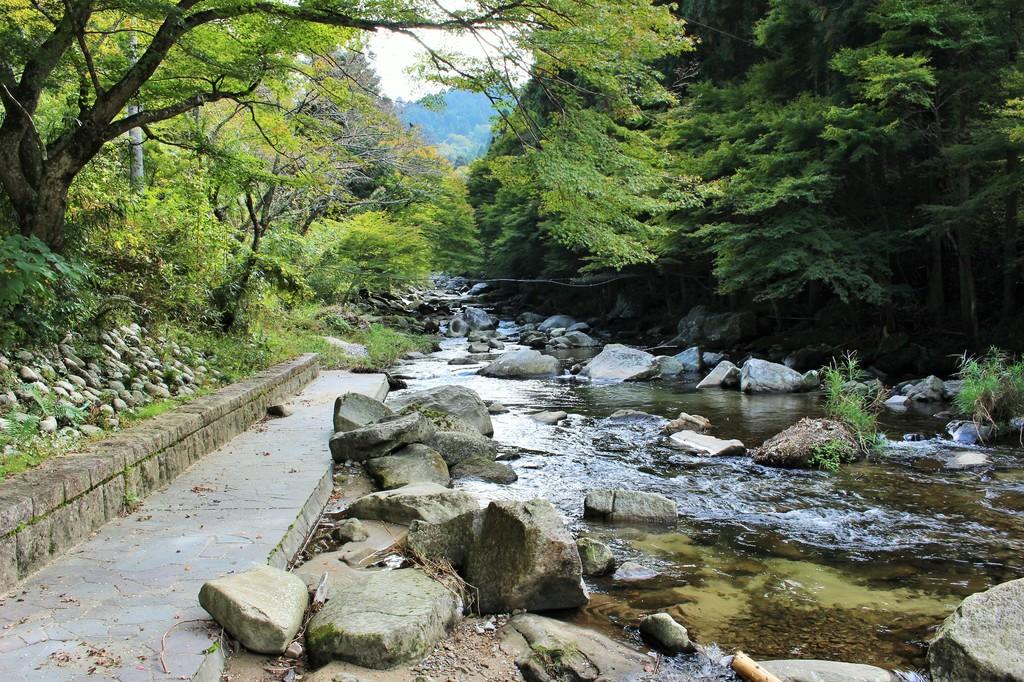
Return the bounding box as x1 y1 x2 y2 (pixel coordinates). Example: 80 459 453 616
0 371 387 681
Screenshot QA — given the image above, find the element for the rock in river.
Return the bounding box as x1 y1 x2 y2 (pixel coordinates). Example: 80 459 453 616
344 483 479 525
364 443 450 489
576 537 615 576
538 314 577 332
428 429 498 466
740 358 813 393
198 565 308 655
306 568 460 669
501 613 649 682
389 385 493 436
583 489 677 524
478 349 561 378
581 344 660 382
468 500 588 613
328 412 435 463
668 430 746 456
928 577 1024 682
449 457 518 483
612 561 659 582
639 613 694 654
461 306 494 331
696 360 741 389
760 659 900 682
752 418 858 469
531 410 568 425
333 392 394 433
410 500 589 613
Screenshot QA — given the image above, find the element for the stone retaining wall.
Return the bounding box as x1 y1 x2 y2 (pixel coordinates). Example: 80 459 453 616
0 353 320 591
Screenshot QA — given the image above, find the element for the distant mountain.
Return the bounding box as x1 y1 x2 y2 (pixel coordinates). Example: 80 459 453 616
397 90 496 166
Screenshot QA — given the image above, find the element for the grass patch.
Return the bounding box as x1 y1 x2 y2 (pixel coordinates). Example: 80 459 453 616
821 352 885 453
955 348 1024 430
808 438 856 472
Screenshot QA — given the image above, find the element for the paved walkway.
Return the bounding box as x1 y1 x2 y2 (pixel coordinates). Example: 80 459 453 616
0 371 387 681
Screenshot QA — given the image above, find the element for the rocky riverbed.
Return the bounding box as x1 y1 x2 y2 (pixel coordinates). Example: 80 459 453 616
215 283 1024 682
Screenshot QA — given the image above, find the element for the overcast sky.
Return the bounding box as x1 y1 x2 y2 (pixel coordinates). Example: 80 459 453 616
367 27 528 102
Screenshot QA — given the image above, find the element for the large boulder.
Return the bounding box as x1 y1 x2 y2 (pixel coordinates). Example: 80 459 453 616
333 393 394 433
560 330 601 348
389 385 493 437
583 489 677 524
344 483 479 525
364 444 450 489
656 355 685 378
198 565 308 655
740 358 812 393
752 418 858 469
668 430 746 457
674 347 726 372
328 412 435 463
501 614 649 681
672 305 756 348
928 577 1024 682
461 306 494 331
447 316 470 337
904 375 945 402
696 360 741 389
449 457 518 484
466 500 588 613
581 344 660 382
306 568 460 669
428 429 498 466
409 500 588 614
538 314 577 332
478 349 561 379
760 660 900 682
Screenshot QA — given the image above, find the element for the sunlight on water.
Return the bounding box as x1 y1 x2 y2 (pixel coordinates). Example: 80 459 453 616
389 330 1024 670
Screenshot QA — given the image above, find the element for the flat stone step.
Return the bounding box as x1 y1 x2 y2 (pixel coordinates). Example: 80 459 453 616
0 370 388 682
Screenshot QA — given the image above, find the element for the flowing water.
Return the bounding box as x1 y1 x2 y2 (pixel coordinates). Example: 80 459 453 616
390 319 1024 674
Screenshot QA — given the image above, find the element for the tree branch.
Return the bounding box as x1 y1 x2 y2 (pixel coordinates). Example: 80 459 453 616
102 81 260 139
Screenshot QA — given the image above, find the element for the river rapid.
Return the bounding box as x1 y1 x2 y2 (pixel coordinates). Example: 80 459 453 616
388 308 1024 675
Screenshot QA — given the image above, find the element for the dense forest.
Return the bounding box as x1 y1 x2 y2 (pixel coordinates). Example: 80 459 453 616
470 0 1024 358
2 0 1023 357
398 90 495 166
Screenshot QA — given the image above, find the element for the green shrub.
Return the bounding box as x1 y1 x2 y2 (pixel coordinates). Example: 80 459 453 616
821 352 884 452
955 348 1024 429
808 438 856 472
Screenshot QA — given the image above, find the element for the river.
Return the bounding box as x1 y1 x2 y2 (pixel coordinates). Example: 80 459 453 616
389 315 1024 675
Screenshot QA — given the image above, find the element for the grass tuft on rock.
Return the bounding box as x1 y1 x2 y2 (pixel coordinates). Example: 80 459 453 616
955 348 1024 430
821 352 885 453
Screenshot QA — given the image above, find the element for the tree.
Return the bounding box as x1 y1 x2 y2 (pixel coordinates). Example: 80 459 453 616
0 0 689 251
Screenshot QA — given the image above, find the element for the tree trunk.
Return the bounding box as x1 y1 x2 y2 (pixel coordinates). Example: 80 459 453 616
926 233 944 319
12 174 73 251
1004 150 1020 317
956 165 979 342
128 104 145 192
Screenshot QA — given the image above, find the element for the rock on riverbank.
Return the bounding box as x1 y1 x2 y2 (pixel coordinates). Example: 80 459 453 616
928 577 1024 682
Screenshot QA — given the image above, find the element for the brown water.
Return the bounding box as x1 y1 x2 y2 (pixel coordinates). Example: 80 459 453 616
390 321 1024 675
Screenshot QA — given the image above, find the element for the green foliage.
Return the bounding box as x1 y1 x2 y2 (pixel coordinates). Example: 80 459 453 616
306 212 431 300
0 235 92 345
955 348 1024 428
808 438 856 473
822 353 884 452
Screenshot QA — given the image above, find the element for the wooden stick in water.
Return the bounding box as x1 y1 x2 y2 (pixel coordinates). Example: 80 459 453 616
731 651 785 682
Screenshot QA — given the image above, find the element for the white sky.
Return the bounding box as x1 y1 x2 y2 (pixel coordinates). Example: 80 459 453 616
367 30 480 101
367 27 528 101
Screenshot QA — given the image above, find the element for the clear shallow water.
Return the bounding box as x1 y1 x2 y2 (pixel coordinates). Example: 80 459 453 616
390 331 1024 672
